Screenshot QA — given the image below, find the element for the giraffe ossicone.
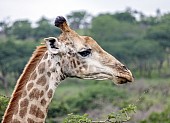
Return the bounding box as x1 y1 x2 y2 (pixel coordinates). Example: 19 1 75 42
2 16 134 123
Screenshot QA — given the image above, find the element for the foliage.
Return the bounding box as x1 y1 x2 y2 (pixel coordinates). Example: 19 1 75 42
0 39 39 93
146 23 170 49
68 84 125 112
32 17 61 40
0 39 36 73
63 114 92 123
67 11 91 30
10 20 32 39
63 104 136 123
113 10 136 23
0 10 169 79
140 105 170 123
47 83 126 119
0 95 9 121
90 14 144 42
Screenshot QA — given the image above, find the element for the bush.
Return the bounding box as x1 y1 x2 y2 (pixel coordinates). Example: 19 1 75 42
47 84 127 120
63 104 136 123
141 105 170 123
67 84 126 112
0 95 9 122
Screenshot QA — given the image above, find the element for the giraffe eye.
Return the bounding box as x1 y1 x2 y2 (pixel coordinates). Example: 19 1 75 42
78 49 91 57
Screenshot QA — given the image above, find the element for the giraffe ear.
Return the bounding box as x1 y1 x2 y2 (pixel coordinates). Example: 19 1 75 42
44 37 61 54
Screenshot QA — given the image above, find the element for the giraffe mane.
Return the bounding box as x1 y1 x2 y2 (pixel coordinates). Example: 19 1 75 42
2 44 47 122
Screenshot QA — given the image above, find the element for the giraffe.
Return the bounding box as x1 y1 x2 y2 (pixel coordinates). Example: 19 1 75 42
2 16 134 123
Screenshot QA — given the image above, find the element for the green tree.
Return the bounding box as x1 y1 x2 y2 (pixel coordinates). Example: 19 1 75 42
90 14 143 42
113 11 136 23
161 13 170 24
148 28 170 49
0 39 37 94
146 23 170 48
0 96 9 122
67 11 91 30
10 20 32 39
146 14 170 68
32 17 60 40
131 40 164 77
90 14 119 42
0 18 11 36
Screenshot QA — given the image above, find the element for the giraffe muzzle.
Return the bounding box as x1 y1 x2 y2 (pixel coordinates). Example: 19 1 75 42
116 75 134 84
115 69 134 84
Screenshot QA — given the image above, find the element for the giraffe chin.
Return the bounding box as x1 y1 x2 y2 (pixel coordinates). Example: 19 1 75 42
114 76 134 85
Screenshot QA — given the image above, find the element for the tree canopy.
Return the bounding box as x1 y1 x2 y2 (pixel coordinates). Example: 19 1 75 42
0 9 169 91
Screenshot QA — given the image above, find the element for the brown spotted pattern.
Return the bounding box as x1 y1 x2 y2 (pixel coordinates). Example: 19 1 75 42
45 85 49 91
13 103 19 115
22 90 27 98
36 75 47 86
30 71 37 80
20 98 29 107
12 119 21 123
19 99 28 118
27 82 34 91
27 118 43 123
47 72 51 77
40 98 47 106
47 89 53 98
38 62 45 74
29 88 41 100
43 53 48 60
48 60 51 67
10 57 56 122
19 107 27 118
27 118 35 123
29 104 45 119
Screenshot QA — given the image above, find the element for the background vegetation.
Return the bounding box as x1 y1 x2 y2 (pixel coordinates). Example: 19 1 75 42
0 8 170 122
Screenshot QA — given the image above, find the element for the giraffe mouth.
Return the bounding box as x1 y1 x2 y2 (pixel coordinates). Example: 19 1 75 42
78 72 113 80
75 71 134 84
115 75 134 84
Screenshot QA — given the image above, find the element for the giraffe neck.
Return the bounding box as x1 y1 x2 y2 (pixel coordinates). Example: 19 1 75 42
10 52 65 123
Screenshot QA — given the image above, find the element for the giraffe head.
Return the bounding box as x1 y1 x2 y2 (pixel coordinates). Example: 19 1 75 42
45 16 133 84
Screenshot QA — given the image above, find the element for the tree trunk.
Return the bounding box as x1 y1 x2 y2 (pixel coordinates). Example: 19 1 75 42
158 59 163 76
0 75 9 96
167 54 170 68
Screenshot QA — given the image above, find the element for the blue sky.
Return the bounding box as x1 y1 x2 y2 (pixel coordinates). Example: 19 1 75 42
0 0 170 22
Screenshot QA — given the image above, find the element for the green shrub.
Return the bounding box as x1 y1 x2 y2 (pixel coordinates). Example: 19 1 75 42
48 101 70 118
67 84 126 112
141 105 170 123
63 114 92 123
0 95 9 122
47 84 127 120
63 104 136 123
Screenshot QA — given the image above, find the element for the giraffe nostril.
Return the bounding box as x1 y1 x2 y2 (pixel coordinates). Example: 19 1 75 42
122 65 128 71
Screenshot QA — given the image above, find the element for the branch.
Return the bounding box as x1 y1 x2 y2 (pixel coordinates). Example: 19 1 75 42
63 104 137 123
92 120 108 123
